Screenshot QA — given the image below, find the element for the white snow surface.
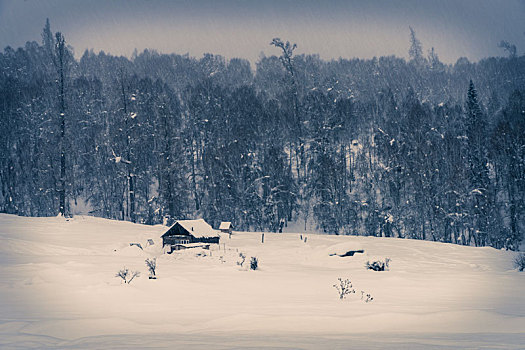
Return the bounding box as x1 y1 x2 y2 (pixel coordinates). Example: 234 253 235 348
0 214 524 349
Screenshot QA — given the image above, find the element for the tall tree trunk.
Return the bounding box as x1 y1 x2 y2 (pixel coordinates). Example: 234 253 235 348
55 32 67 217
129 171 135 222
190 141 200 211
120 73 135 222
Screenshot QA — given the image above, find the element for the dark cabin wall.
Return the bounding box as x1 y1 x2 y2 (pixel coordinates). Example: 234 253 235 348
163 235 192 246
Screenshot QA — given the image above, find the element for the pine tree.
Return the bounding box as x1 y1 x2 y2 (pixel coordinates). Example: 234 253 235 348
465 80 492 246
408 26 425 66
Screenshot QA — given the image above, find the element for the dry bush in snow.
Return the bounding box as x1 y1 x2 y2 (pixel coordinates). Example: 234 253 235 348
361 290 374 303
366 258 391 271
145 258 157 278
237 252 246 267
333 278 355 299
514 253 525 272
115 267 140 284
250 256 259 270
115 268 129 282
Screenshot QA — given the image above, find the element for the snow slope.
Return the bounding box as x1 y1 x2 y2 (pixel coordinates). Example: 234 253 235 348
0 214 523 349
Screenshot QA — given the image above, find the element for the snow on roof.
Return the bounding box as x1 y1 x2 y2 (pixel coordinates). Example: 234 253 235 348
176 219 219 238
219 222 232 230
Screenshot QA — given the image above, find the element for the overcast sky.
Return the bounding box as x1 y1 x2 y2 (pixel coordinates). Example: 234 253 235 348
0 0 524 64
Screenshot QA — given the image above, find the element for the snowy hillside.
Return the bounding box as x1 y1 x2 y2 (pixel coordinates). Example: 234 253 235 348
0 214 524 349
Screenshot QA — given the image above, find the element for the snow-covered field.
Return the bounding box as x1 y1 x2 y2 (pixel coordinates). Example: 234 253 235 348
0 214 523 349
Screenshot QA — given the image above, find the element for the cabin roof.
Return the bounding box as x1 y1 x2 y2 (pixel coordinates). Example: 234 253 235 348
162 219 219 238
178 219 218 238
219 221 232 230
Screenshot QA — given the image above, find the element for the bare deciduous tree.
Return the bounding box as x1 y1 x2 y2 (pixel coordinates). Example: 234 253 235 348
145 258 157 278
115 267 140 284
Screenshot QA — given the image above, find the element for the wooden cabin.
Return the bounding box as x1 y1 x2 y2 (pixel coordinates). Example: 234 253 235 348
219 221 233 234
162 219 220 252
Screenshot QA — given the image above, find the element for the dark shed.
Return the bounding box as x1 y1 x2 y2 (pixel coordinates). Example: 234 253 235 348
219 221 233 234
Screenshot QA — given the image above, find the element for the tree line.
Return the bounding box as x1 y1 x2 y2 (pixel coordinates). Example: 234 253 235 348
1 21 524 249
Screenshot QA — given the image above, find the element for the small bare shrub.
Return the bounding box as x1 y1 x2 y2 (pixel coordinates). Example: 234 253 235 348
145 258 157 279
237 252 246 267
115 267 140 284
360 290 374 303
514 253 525 272
366 258 390 271
128 270 140 284
116 267 129 283
364 293 374 303
333 278 355 300
250 256 259 270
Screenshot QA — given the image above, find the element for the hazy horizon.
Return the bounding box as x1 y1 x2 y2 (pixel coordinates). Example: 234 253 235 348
1 0 524 64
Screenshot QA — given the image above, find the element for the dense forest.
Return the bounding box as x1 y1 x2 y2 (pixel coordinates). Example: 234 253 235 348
1 20 524 249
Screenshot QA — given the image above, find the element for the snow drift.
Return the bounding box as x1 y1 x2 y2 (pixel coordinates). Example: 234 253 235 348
0 214 523 349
